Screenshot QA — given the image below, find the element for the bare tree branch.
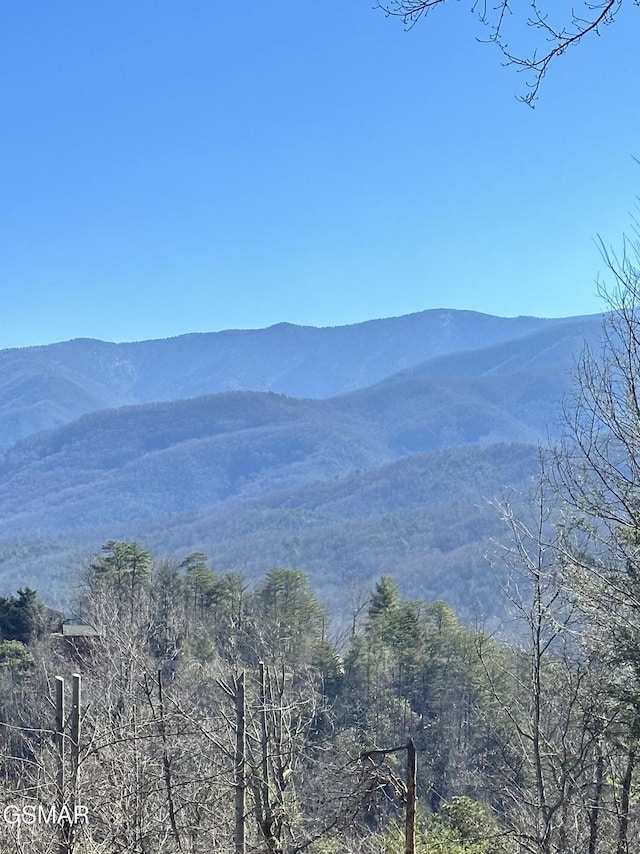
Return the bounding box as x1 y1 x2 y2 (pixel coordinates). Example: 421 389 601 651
376 0 623 104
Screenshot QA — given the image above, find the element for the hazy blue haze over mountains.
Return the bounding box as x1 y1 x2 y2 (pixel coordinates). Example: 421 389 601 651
0 309 603 618
0 309 588 448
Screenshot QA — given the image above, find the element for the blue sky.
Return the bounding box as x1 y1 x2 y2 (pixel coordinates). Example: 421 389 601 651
1 1 639 348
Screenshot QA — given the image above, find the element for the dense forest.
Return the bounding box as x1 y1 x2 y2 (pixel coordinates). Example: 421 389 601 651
1 518 640 854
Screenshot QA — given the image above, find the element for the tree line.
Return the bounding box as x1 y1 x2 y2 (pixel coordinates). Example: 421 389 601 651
0 529 639 852
0 547 513 853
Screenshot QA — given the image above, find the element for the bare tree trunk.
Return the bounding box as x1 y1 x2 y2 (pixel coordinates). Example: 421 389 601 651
616 746 636 854
259 660 280 851
405 739 416 854
531 580 551 854
235 671 246 854
588 739 605 854
156 670 182 851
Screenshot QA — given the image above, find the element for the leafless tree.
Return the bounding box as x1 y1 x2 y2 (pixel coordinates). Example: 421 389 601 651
484 473 609 853
376 0 624 104
541 230 640 851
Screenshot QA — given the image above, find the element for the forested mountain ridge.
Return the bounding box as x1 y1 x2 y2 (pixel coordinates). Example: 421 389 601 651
0 315 596 537
377 313 600 382
0 309 595 449
0 309 605 618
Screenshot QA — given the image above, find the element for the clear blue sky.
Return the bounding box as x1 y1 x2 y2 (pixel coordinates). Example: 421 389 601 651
1 1 639 348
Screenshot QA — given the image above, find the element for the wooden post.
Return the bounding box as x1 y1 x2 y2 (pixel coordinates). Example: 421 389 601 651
53 675 82 854
235 671 246 854
55 676 65 798
69 674 81 853
70 674 81 792
360 741 418 854
55 676 66 854
405 739 416 854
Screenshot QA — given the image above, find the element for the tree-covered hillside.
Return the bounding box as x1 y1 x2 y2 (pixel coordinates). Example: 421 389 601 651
0 442 540 619
0 310 604 620
1 539 636 853
0 310 596 448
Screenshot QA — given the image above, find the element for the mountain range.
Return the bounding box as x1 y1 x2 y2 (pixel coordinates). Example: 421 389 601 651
0 309 604 621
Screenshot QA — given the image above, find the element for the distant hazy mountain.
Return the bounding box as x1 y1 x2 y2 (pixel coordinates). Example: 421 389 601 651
0 309 605 619
0 313 602 536
0 310 590 449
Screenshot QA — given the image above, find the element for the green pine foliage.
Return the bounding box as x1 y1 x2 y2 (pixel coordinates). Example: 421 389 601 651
0 587 44 643
2 535 635 852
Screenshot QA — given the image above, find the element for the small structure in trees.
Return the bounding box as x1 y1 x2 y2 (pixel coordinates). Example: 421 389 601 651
57 619 103 659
